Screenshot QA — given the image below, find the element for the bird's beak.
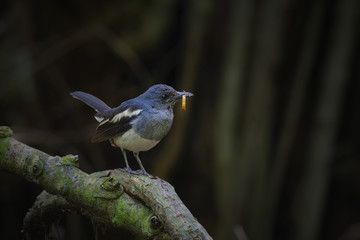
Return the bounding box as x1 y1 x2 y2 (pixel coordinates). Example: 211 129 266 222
172 91 194 101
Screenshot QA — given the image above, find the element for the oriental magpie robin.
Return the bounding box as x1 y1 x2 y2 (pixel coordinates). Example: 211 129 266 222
70 84 193 176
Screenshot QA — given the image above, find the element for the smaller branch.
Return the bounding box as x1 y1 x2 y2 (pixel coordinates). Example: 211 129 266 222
23 191 73 240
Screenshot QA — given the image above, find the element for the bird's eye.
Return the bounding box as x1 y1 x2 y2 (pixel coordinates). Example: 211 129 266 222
161 94 168 100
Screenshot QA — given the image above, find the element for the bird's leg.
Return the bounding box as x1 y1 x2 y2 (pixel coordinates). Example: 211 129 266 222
121 148 132 173
133 152 151 177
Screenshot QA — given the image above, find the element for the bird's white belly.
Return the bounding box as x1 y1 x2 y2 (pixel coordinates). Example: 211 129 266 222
113 129 160 153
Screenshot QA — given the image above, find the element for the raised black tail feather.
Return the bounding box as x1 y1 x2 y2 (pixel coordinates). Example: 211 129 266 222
70 91 111 112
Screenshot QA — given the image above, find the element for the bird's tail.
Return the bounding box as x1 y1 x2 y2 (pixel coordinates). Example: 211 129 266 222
70 91 111 112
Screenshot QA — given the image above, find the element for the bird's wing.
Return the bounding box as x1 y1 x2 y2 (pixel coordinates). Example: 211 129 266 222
91 104 143 142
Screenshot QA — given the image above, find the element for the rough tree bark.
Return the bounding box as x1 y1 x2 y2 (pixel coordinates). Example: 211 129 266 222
0 126 212 240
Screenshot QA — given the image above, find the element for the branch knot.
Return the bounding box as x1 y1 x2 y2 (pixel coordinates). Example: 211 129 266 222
0 126 13 138
100 176 124 197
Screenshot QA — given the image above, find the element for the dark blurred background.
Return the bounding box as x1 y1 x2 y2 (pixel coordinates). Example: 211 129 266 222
1 0 359 239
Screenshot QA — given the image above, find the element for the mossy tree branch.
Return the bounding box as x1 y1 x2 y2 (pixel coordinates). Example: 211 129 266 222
0 126 212 240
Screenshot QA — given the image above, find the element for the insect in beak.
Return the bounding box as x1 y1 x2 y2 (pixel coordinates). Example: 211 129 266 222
182 91 187 111
172 91 193 111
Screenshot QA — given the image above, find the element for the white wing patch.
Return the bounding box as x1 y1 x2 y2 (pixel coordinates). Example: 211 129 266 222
94 108 142 126
110 109 142 123
94 116 104 122
98 119 109 126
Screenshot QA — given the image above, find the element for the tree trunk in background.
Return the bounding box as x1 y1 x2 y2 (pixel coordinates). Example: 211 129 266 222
1 0 36 100
291 1 359 240
153 0 211 179
238 0 288 239
214 0 255 239
265 0 325 238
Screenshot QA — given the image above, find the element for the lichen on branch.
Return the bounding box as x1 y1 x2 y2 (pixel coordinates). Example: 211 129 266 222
0 126 212 239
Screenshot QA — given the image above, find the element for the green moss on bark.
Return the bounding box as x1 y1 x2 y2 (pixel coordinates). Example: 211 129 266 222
0 126 13 138
0 138 11 167
0 127 211 239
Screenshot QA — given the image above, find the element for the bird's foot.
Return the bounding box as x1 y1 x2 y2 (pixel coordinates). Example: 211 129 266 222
141 170 154 178
129 169 155 178
120 168 155 178
124 167 136 176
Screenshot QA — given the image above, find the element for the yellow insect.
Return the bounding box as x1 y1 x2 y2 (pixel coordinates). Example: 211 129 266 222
182 90 187 112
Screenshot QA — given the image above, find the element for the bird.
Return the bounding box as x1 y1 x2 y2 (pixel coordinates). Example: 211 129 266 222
70 84 193 176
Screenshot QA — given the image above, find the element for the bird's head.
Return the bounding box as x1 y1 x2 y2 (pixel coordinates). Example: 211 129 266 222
139 84 193 110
